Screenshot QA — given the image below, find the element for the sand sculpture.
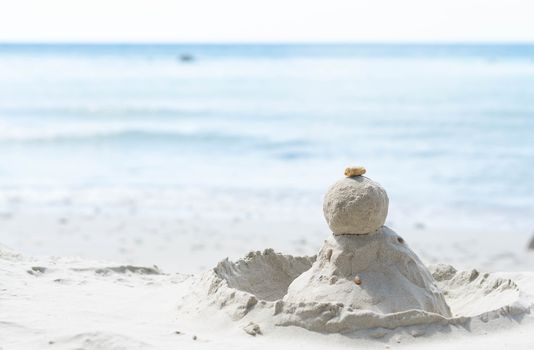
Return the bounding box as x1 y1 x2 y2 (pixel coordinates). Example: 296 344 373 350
182 167 527 335
285 167 451 317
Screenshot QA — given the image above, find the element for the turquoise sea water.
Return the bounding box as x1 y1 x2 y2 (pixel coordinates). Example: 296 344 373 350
0 44 533 228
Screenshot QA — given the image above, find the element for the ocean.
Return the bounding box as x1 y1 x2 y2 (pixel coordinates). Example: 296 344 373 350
1 44 533 232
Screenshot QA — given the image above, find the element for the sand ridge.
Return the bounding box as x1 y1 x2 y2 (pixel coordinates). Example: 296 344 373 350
180 239 530 335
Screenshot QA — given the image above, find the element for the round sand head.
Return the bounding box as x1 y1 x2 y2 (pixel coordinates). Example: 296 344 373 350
323 176 388 235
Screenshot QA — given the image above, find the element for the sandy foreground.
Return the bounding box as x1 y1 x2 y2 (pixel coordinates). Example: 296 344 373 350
2 240 534 350
1 189 534 349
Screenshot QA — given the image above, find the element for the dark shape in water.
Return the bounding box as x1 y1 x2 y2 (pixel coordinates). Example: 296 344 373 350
528 234 534 250
178 54 194 62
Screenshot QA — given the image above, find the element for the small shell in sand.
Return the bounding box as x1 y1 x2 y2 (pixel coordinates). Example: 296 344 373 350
344 166 366 177
354 276 362 285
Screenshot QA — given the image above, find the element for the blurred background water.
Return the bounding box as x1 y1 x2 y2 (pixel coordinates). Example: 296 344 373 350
0 44 533 233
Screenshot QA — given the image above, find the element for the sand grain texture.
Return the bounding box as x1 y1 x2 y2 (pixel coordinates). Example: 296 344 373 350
323 176 388 235
2 243 534 349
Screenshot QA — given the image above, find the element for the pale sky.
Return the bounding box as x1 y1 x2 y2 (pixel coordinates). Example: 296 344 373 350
1 0 533 43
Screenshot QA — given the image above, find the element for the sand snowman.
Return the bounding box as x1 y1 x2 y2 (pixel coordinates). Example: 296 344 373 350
284 167 451 316
185 166 530 334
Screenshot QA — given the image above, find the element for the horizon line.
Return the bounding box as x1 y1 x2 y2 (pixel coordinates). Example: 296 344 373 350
1 41 534 46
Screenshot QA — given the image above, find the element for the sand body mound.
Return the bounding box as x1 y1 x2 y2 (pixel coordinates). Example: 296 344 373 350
285 227 450 316
182 243 530 334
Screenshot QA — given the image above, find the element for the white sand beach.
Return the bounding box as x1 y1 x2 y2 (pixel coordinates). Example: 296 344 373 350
2 231 534 349
2 173 534 349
